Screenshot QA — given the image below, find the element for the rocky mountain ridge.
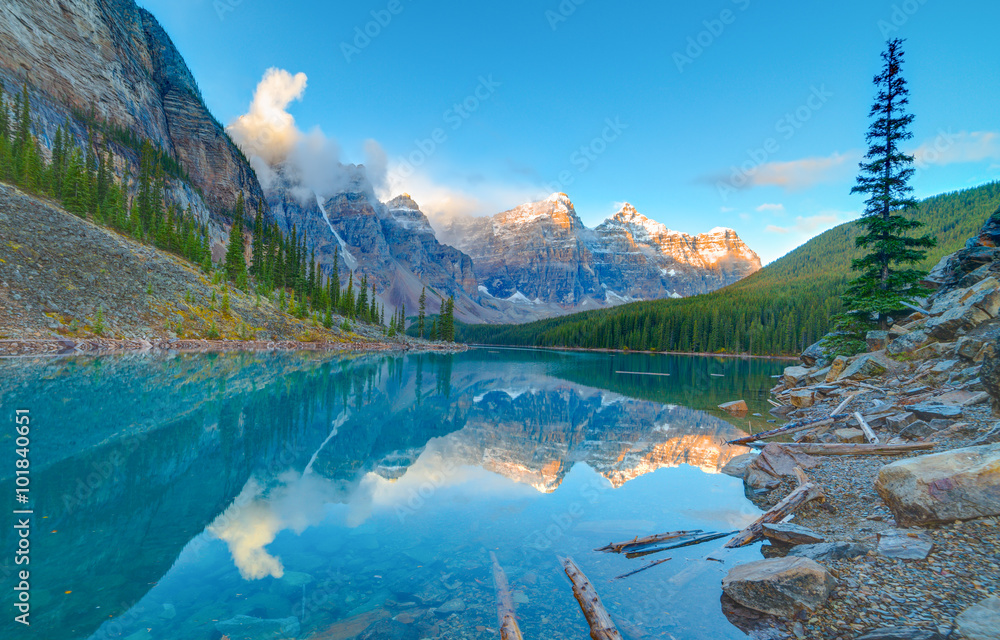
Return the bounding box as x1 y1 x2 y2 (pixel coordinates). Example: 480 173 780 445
441 193 761 313
0 0 264 234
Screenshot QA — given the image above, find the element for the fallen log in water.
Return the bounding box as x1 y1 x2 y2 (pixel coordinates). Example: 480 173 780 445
625 531 737 559
726 415 848 446
595 530 702 554
774 442 935 455
613 558 671 580
490 552 524 640
725 467 825 548
560 557 623 640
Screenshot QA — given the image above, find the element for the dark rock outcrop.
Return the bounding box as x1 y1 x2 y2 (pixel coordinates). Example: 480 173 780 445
0 0 264 218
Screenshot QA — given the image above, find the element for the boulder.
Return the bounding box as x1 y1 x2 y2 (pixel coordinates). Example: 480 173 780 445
743 444 818 492
876 530 934 560
719 400 749 416
800 340 830 367
826 356 849 382
930 359 960 376
805 367 831 385
874 443 1000 526
980 343 1000 412
721 556 836 617
721 452 757 478
835 428 866 444
856 628 944 640
955 597 1000 640
898 420 937 440
787 542 872 562
789 389 816 409
964 285 1000 318
925 305 990 341
838 355 887 381
908 403 964 421
215 615 301 640
867 330 890 352
885 412 917 432
783 366 813 388
887 330 931 355
761 523 825 546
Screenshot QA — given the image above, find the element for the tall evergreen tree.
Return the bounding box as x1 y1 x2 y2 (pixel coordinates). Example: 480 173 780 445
842 38 935 331
224 192 248 286
417 287 426 338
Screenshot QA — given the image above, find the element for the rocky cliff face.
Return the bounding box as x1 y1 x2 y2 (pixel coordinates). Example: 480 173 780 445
263 163 490 321
0 0 264 217
442 194 761 314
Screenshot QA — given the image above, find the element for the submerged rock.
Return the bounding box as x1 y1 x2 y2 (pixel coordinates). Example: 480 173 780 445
719 400 749 415
875 443 1000 526
856 627 944 640
721 556 836 617
215 615 300 640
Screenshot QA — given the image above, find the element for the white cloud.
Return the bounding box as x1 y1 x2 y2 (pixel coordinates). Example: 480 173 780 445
765 211 854 235
383 167 537 229
750 152 858 190
912 130 1000 167
756 203 785 214
228 68 308 165
228 68 389 204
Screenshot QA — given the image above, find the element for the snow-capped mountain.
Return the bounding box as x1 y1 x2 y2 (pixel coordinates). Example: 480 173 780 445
439 194 761 315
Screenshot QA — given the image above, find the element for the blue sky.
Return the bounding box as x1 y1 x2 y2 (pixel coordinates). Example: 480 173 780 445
139 0 1000 263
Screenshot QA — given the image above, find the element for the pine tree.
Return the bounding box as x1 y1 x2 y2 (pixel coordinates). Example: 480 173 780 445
842 38 935 331
444 296 456 341
418 287 426 338
224 193 248 286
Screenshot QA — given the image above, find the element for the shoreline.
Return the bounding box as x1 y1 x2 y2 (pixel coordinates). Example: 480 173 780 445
0 338 467 359
467 343 800 361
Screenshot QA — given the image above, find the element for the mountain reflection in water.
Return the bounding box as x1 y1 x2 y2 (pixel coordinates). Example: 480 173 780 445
0 349 786 640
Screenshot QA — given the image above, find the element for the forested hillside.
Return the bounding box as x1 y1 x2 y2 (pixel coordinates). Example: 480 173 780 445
458 182 1000 356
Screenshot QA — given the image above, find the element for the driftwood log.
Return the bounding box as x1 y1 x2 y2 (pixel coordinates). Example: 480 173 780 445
595 530 701 554
560 557 623 640
726 415 847 446
725 467 825 548
490 552 524 640
613 558 671 580
853 412 880 444
774 442 934 455
624 531 736 559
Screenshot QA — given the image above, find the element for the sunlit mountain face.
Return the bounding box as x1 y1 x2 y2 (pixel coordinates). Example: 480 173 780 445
0 349 783 640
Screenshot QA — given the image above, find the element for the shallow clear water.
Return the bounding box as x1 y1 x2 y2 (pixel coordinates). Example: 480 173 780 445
0 349 786 640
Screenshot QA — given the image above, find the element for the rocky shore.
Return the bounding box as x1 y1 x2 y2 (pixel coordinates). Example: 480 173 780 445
717 212 1000 640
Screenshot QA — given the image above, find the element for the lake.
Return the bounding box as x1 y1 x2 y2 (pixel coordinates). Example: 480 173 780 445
0 348 787 640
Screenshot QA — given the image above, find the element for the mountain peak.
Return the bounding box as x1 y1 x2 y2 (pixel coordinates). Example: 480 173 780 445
388 194 421 211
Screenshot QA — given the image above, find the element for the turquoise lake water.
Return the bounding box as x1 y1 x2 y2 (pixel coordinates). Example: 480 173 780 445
0 348 787 640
